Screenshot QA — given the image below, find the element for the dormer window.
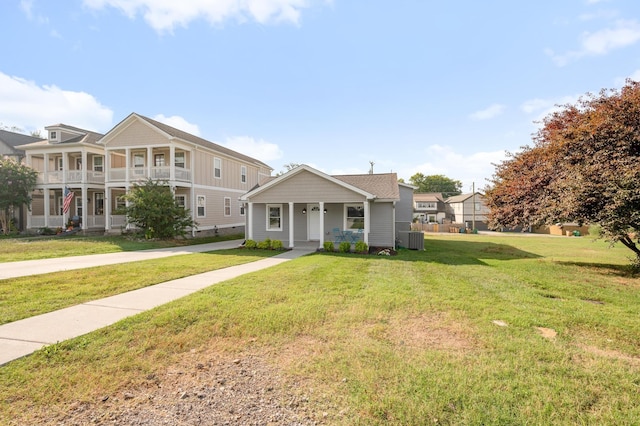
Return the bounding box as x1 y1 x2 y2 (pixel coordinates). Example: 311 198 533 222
50 131 57 141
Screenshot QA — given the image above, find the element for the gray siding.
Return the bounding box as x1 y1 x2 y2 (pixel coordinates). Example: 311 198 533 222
369 202 394 247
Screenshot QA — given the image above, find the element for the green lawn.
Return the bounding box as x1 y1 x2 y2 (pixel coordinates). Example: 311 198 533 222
0 234 243 263
1 234 639 424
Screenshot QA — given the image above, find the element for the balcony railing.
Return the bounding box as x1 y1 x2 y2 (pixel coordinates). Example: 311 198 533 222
36 170 105 185
30 215 105 229
108 167 192 183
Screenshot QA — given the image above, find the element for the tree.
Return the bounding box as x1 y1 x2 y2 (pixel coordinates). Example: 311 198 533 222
409 173 462 197
122 179 197 239
485 80 640 266
0 159 38 235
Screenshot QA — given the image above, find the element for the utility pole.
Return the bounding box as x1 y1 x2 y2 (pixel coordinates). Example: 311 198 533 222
369 161 375 174
472 182 476 231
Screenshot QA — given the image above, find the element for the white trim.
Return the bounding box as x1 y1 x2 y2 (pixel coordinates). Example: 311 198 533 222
213 157 222 179
196 195 206 218
224 197 231 216
266 203 282 231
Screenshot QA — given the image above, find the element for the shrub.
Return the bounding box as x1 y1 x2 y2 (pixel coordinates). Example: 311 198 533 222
271 239 284 250
355 241 368 253
323 241 335 252
339 241 351 253
244 239 257 249
588 224 602 237
257 238 271 250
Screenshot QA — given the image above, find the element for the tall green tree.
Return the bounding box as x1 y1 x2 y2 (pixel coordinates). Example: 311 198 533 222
0 159 38 235
485 80 640 267
409 173 462 197
122 179 197 239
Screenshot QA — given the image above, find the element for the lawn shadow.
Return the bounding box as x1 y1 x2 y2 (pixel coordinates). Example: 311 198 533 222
556 260 634 277
394 238 542 266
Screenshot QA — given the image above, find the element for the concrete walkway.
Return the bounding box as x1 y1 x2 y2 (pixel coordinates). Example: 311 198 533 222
0 241 317 365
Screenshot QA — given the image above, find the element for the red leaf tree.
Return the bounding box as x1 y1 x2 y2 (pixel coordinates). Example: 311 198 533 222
485 80 640 266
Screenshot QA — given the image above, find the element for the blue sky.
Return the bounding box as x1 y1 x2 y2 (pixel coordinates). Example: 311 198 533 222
3 0 640 191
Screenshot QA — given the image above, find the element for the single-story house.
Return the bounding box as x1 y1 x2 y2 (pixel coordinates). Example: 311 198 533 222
239 164 415 250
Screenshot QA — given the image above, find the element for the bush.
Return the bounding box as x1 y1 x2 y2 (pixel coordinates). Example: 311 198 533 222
355 241 368 253
257 238 271 250
588 224 602 237
271 239 284 250
323 241 335 252
244 239 257 249
339 241 351 253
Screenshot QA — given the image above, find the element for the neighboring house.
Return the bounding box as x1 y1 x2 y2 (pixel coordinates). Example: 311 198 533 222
412 192 447 224
445 192 490 230
0 129 45 230
239 164 415 249
18 113 272 235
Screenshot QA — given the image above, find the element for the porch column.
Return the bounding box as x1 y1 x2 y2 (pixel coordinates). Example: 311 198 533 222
81 186 88 230
125 148 130 183
364 200 370 245
169 145 175 182
147 146 152 178
43 188 50 228
105 187 111 231
82 151 88 182
247 202 254 240
319 201 325 248
288 202 294 248
43 153 49 183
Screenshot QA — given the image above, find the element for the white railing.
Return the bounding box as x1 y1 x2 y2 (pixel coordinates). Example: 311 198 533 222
36 170 105 184
109 168 127 181
110 215 127 228
108 167 191 183
30 215 105 230
175 167 191 182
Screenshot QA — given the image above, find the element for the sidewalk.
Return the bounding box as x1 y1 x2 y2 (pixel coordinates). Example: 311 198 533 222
0 241 316 365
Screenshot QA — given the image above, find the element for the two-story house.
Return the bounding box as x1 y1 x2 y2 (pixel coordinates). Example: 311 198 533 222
412 192 447 224
445 192 490 230
18 113 272 236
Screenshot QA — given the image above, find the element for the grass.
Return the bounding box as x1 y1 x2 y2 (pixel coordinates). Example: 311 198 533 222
0 249 278 325
1 234 640 424
0 233 243 263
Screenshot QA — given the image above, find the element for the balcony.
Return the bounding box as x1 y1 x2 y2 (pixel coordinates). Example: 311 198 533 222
108 166 192 183
36 170 105 185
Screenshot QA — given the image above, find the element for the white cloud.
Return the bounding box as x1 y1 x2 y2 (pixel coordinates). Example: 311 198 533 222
400 145 508 192
153 114 201 136
221 135 283 163
82 0 323 32
469 104 506 121
614 69 640 86
547 19 640 66
520 95 580 122
0 72 113 134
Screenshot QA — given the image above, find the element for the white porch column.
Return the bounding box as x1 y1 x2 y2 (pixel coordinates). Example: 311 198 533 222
43 188 50 228
319 201 325 248
147 146 153 178
247 202 254 240
105 186 111 231
43 153 49 183
125 148 130 183
82 151 88 182
169 145 175 182
364 200 370 245
81 187 88 230
288 202 295 248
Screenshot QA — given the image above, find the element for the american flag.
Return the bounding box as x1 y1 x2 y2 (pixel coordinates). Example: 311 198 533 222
63 187 74 214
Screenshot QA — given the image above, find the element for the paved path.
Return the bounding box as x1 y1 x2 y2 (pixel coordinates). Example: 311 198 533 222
0 241 316 365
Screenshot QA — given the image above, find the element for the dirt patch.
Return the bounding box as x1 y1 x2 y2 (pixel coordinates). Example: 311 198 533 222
535 327 557 340
388 313 477 352
51 343 346 426
579 344 640 366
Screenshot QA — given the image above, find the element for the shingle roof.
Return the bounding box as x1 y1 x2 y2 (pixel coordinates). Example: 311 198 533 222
413 192 445 203
446 192 484 203
333 173 400 200
0 129 43 152
135 114 272 170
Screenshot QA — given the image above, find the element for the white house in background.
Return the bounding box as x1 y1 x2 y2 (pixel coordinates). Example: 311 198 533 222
445 192 490 230
239 164 415 249
18 113 272 235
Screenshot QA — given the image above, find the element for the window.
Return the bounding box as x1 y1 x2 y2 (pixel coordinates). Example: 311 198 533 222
94 193 104 215
266 204 282 231
175 152 185 168
115 195 126 212
239 203 245 216
428 214 437 223
154 154 165 167
214 158 221 179
75 158 82 169
93 156 103 172
416 202 436 209
50 131 57 140
241 165 247 183
197 195 205 217
346 204 365 230
57 157 63 171
76 197 83 217
224 197 231 216
475 202 482 211
175 194 186 209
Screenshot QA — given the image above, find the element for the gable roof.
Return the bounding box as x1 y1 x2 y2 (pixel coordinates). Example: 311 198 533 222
413 192 445 203
16 124 103 149
241 164 400 201
103 113 272 170
446 192 484 203
0 129 43 150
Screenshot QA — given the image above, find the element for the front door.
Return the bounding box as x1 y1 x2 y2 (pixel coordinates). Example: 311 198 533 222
308 204 321 240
